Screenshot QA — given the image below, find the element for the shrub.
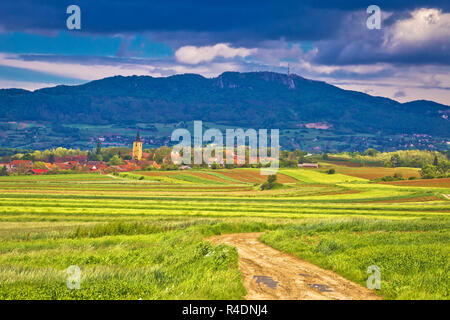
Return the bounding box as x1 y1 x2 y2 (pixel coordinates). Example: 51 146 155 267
260 175 282 190
211 163 219 169
380 173 404 181
384 160 393 168
420 164 438 179
267 175 277 184
393 172 403 180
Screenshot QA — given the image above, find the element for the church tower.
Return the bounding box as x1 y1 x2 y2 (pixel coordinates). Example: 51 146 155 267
132 130 143 161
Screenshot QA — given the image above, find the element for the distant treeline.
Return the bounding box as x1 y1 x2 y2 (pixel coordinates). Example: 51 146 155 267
3 145 448 169
325 149 450 178
326 149 449 166
0 147 34 157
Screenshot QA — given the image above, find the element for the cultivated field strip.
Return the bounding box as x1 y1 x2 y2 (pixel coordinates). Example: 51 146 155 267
0 169 448 300
0 174 448 222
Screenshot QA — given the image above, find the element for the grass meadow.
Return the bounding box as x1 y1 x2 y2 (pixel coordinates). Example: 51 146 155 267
0 168 448 299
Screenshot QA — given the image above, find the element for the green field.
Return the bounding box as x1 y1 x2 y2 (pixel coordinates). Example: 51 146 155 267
0 168 448 299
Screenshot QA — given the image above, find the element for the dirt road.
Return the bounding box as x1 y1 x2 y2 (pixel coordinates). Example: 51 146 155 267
207 233 381 300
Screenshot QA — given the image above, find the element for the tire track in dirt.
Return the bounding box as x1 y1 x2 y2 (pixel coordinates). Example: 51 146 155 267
207 233 381 300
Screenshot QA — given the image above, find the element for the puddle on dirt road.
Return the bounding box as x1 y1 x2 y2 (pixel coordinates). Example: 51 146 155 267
307 283 333 292
208 233 381 300
253 275 279 289
299 273 311 277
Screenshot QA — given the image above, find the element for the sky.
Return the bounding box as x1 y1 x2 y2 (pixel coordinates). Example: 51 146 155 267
0 0 449 104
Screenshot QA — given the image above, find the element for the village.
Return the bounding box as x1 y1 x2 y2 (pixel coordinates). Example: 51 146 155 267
0 154 317 175
0 131 298 175
0 131 164 175
0 154 163 175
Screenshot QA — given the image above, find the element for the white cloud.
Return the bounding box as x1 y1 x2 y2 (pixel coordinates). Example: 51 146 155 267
296 58 391 76
252 42 304 64
333 82 450 104
0 52 245 88
315 64 450 105
175 43 257 64
162 62 241 77
0 53 162 81
384 8 450 48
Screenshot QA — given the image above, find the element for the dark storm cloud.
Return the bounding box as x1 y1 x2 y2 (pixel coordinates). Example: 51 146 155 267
1 1 448 39
310 8 450 66
0 0 344 42
0 1 449 68
300 0 450 11
312 32 450 66
4 1 446 42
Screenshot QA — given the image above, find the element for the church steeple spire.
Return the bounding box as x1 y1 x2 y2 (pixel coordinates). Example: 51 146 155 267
135 129 141 142
132 129 143 161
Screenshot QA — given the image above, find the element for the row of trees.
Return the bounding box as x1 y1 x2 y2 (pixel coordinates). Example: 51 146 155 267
361 149 448 168
327 149 449 169
4 144 449 178
420 161 450 179
355 149 449 178
2 147 87 163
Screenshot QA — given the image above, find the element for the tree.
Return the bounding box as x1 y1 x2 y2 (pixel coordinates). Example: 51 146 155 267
287 152 297 161
433 155 438 166
437 159 450 176
33 161 47 169
107 154 124 165
390 154 401 167
364 148 379 157
420 164 438 179
0 166 8 176
280 159 297 168
211 163 219 169
154 146 171 163
261 175 280 190
267 175 277 184
96 140 102 155
22 153 34 161
87 152 97 161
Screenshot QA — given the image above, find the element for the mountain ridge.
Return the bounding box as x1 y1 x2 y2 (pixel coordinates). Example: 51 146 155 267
0 71 448 138
2 71 447 108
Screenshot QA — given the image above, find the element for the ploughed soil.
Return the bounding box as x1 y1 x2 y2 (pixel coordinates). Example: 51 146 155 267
380 177 450 188
207 233 381 300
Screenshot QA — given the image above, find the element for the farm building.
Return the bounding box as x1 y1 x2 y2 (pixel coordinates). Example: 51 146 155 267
298 163 319 168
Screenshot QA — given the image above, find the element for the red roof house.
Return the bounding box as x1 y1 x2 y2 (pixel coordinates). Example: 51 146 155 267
29 169 49 175
10 160 33 167
54 155 88 163
53 162 74 170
